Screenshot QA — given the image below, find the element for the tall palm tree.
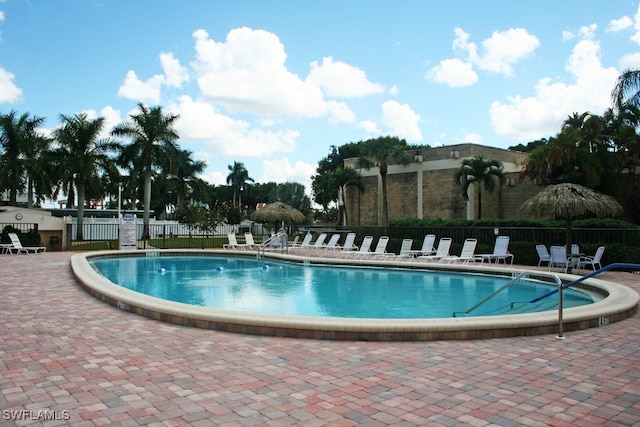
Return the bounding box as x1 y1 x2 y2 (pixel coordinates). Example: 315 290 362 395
0 110 46 206
611 68 640 113
112 103 180 239
333 166 363 226
226 161 253 208
454 156 505 220
358 136 410 226
53 113 119 240
168 149 206 210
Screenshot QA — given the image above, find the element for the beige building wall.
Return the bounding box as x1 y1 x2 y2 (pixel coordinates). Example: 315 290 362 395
344 143 540 225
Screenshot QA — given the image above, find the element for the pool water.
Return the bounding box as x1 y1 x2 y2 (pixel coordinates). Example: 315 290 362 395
90 255 594 319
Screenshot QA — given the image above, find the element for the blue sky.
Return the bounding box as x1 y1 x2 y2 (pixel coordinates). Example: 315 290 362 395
2 0 640 203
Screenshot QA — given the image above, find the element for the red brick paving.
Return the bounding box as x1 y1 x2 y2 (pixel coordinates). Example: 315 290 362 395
1 252 639 426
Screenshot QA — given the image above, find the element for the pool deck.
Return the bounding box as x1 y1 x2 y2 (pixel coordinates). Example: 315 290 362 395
1 252 639 426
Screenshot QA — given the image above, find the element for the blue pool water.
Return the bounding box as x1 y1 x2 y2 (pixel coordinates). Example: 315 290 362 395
90 255 594 319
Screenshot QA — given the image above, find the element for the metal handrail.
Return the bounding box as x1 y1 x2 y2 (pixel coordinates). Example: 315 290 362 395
257 231 288 260
453 271 562 317
529 263 640 303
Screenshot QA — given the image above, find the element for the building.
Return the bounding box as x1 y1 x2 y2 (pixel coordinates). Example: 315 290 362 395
343 143 540 226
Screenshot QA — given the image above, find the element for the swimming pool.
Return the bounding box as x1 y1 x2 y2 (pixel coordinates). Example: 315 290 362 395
72 250 639 340
90 254 594 319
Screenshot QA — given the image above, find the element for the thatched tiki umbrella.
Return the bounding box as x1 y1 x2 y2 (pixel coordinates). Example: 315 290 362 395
518 183 624 255
251 202 306 226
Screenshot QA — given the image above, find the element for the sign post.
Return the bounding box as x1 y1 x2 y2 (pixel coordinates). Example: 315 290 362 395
119 213 137 251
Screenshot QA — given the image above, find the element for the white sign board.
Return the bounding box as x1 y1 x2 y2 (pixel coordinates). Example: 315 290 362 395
119 214 137 250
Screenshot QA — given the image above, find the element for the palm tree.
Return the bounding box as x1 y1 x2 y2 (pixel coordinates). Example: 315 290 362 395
53 113 119 240
611 68 640 113
333 166 363 226
168 149 206 210
0 110 46 206
454 156 505 220
112 103 180 239
226 161 253 208
358 136 410 226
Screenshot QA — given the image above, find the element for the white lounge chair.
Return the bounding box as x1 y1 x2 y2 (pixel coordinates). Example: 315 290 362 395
323 234 341 253
549 245 579 273
409 234 436 257
396 239 414 260
289 233 313 250
477 236 514 264
536 245 551 267
343 235 373 259
244 232 258 249
341 232 358 251
369 236 393 259
577 246 605 271
8 233 46 254
439 238 478 264
418 238 451 262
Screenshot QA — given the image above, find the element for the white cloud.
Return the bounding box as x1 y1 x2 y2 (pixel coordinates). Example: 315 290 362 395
117 70 163 104
191 27 329 118
389 85 399 95
380 100 422 141
489 36 618 141
306 56 383 98
160 52 189 88
171 95 299 158
0 68 22 103
620 52 640 70
359 120 381 134
260 157 316 194
427 27 539 86
425 58 477 87
81 106 122 140
464 133 483 144
326 100 356 123
607 16 633 32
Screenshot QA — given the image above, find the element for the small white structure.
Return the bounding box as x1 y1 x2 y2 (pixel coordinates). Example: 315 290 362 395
0 207 67 250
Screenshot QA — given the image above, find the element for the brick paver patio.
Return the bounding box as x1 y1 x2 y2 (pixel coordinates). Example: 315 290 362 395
1 252 639 426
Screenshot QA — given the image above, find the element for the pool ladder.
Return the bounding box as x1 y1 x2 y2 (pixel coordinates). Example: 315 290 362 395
257 231 288 260
454 263 640 339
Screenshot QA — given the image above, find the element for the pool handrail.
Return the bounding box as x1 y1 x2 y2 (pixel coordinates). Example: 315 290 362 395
453 270 562 317
528 263 640 303
257 231 288 259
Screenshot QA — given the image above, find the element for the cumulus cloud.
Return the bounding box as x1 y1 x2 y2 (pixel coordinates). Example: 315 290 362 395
160 52 189 88
260 157 316 190
171 96 299 158
425 58 478 87
0 68 22 103
489 35 618 141
191 27 329 118
426 26 539 86
117 70 163 104
81 106 123 140
607 15 633 32
359 120 381 134
306 56 383 98
380 100 422 141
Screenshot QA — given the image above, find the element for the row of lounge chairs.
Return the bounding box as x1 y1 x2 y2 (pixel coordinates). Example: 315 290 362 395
223 231 514 264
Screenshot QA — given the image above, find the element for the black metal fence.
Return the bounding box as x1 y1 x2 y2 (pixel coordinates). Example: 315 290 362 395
62 223 640 266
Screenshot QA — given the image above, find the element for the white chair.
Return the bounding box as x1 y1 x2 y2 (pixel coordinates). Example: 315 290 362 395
223 233 247 250
244 232 257 249
369 236 393 259
409 234 436 257
341 233 358 251
7 233 46 254
536 245 551 267
396 239 414 260
344 236 373 259
577 246 605 271
290 233 313 250
418 238 452 262
439 238 478 264
477 236 514 264
549 245 578 273
323 234 341 253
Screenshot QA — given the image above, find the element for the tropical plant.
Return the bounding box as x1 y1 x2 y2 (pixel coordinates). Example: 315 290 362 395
226 161 254 209
167 148 206 210
111 103 180 239
454 156 505 220
358 136 411 226
53 112 119 240
611 68 640 113
0 110 46 206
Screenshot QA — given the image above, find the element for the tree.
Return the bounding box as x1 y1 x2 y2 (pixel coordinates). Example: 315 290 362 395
358 136 411 226
53 113 119 240
454 156 505 220
167 149 206 210
333 166 363 226
226 161 253 208
0 111 46 206
611 68 640 113
112 103 180 239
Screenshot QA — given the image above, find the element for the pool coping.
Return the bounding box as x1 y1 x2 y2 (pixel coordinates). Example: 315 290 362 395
70 249 640 341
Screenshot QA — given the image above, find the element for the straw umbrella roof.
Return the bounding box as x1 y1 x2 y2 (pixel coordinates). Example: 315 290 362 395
251 202 306 224
518 183 624 220
519 183 624 255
